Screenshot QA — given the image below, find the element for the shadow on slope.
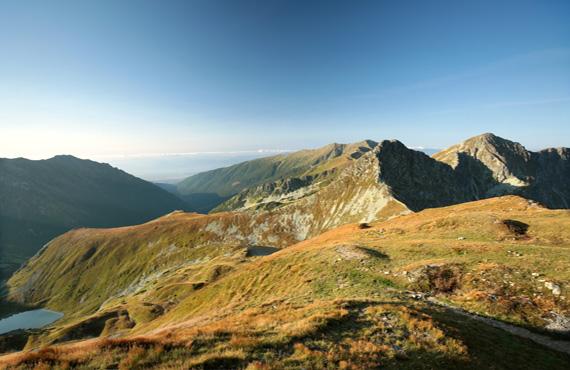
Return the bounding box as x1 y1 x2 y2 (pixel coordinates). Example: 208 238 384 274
2 299 569 369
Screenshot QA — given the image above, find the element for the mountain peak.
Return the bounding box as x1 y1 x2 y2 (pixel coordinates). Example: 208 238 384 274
50 154 81 160
434 133 529 163
433 133 535 192
356 139 379 148
376 139 409 152
462 132 513 147
47 154 86 164
469 132 498 141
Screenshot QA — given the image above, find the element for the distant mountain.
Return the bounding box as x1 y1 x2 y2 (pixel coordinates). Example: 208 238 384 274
433 133 570 208
3 133 568 304
175 140 378 211
0 155 189 279
216 134 569 215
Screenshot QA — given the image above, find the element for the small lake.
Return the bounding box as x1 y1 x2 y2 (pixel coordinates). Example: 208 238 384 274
0 309 63 335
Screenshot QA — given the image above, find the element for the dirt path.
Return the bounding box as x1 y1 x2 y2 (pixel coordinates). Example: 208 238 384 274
425 296 570 355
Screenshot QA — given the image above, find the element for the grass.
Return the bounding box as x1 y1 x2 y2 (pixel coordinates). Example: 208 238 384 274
177 140 377 198
2 196 570 368
2 299 568 369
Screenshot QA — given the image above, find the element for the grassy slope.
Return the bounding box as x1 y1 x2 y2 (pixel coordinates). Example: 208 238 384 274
5 211 299 320
176 141 377 199
2 196 570 369
0 155 189 277
6 150 412 321
142 196 570 331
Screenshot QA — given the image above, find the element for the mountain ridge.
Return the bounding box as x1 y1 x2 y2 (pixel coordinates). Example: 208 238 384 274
0 155 190 279
175 140 379 211
211 133 569 215
2 133 570 367
172 134 570 215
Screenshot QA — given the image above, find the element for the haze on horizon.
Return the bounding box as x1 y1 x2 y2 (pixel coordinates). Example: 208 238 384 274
1 0 569 161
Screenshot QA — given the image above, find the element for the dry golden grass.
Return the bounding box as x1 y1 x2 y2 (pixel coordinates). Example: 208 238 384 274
3 196 570 369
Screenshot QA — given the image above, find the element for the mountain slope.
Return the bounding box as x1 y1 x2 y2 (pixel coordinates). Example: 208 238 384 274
218 134 570 216
204 140 471 245
0 155 189 278
175 140 378 211
211 139 471 216
5 210 304 319
433 133 570 207
3 196 570 368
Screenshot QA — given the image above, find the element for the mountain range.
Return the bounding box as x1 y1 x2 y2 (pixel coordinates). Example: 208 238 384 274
1 133 570 368
3 196 570 368
177 133 570 216
2 133 568 281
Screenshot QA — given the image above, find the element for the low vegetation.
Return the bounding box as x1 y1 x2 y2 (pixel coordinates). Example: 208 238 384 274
2 196 570 369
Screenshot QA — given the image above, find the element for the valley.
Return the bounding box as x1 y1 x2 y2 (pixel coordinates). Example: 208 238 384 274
1 134 569 369
2 2 567 368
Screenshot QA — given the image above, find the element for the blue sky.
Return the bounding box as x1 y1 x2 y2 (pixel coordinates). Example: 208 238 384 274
0 0 569 160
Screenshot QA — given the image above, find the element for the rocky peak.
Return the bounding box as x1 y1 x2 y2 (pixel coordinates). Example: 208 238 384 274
214 134 570 223
433 133 533 187
372 140 468 211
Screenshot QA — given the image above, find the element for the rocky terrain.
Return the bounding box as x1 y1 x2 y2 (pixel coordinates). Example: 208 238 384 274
1 133 570 369
216 134 570 215
433 133 570 208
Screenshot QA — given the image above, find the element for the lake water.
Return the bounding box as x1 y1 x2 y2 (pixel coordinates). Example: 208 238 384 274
0 309 63 335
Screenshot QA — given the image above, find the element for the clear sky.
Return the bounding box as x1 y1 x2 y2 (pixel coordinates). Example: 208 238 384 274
1 0 569 160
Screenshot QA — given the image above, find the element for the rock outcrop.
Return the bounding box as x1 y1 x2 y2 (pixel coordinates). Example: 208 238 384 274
218 134 570 225
433 133 570 208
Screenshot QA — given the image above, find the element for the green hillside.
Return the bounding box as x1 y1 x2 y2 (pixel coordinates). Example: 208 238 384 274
3 197 570 369
0 155 190 279
2 134 570 369
175 140 378 211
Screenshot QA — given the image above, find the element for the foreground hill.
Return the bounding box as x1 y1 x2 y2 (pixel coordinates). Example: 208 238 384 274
0 155 189 279
2 196 570 369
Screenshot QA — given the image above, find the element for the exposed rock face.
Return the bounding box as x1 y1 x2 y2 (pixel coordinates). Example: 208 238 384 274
211 134 569 244
176 140 378 204
214 173 328 212
529 148 570 208
434 133 533 184
374 140 470 211
433 133 570 208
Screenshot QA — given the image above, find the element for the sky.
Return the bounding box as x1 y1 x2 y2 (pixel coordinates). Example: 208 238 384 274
0 0 569 165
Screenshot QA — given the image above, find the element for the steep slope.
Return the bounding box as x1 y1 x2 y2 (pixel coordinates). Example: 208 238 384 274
4 210 312 320
528 147 570 208
0 155 189 278
433 133 570 207
3 197 570 369
204 134 570 247
214 139 470 217
176 140 378 211
218 134 570 218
